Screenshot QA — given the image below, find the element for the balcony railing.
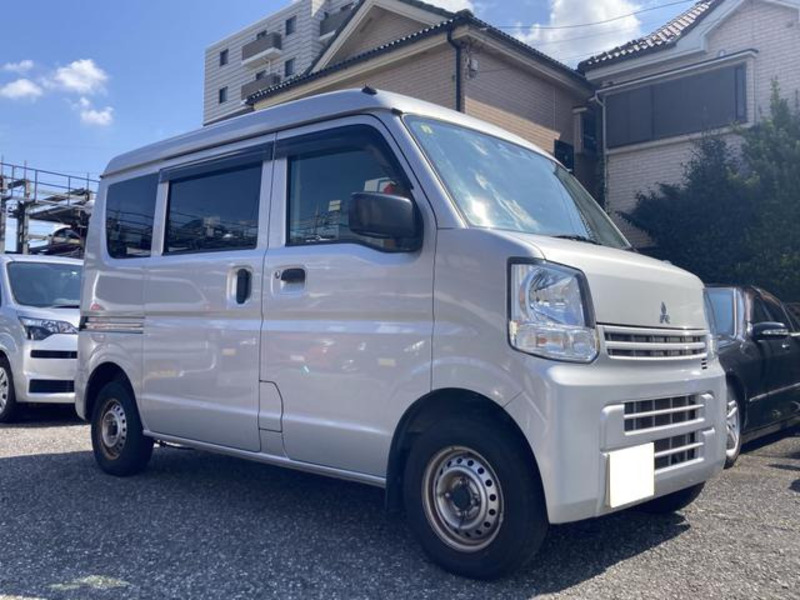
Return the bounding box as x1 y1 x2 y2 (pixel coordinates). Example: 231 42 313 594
242 32 282 67
241 74 282 100
320 9 353 38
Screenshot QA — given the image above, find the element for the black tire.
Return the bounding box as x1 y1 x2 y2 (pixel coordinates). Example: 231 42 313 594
91 379 153 476
0 356 18 423
637 482 705 514
724 384 743 469
403 416 548 580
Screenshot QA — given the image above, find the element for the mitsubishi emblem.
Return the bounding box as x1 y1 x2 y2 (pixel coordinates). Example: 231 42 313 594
659 302 671 325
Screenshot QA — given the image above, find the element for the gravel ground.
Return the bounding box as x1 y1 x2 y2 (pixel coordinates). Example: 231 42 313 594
0 406 798 600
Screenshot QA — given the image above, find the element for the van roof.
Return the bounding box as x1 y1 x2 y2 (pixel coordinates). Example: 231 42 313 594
103 88 551 178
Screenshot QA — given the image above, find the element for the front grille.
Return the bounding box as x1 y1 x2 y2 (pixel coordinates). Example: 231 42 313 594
29 380 74 394
603 325 708 360
624 395 701 432
654 432 703 471
30 350 77 359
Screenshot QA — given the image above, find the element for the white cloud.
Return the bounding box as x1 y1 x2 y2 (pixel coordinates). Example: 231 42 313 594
514 0 642 66
0 78 44 100
52 59 108 95
72 96 114 126
427 0 474 12
3 59 34 74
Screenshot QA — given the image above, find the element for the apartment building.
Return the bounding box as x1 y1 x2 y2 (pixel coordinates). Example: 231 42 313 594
204 0 357 125
580 0 800 246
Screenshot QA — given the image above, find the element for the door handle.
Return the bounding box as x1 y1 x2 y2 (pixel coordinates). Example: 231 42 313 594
235 269 252 304
279 268 306 285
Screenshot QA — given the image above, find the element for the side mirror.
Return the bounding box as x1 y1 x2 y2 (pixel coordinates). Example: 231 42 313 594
752 321 790 341
349 192 420 241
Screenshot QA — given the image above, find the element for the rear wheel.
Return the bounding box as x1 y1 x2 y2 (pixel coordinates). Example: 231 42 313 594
0 357 18 423
637 482 705 514
403 416 548 579
724 385 743 468
91 380 153 476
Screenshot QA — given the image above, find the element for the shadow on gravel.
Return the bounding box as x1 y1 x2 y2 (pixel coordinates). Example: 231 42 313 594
0 447 689 600
0 404 83 429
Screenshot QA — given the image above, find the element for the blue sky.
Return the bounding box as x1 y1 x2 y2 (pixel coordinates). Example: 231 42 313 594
0 0 690 180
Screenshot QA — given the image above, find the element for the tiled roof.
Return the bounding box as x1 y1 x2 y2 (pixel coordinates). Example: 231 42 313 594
246 9 587 105
578 0 724 72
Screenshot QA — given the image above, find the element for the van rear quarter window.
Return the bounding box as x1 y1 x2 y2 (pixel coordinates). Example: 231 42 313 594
165 164 261 254
105 174 159 259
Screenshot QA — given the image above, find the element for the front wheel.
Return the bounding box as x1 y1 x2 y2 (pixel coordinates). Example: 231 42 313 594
91 380 153 476
403 416 548 579
0 357 18 423
724 385 743 468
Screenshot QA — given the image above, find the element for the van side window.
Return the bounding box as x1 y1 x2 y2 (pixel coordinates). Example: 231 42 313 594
106 174 159 259
165 164 261 254
284 127 413 251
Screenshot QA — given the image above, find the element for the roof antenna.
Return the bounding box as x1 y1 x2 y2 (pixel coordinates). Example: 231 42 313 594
362 85 378 95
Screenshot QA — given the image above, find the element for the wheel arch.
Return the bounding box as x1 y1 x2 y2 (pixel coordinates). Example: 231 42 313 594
85 362 134 422
384 388 540 514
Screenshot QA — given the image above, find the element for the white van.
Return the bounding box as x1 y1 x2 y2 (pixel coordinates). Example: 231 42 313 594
77 89 725 578
0 254 81 422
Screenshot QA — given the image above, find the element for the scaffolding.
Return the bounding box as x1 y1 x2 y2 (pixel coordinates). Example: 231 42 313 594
0 161 98 256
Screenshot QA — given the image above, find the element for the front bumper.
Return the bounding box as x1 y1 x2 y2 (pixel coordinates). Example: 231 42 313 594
505 354 727 524
14 335 77 405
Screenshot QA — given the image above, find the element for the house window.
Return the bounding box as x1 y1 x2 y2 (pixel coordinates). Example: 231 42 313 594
284 58 295 78
255 70 266 80
105 174 159 259
256 30 267 40
219 49 228 66
554 140 575 171
606 64 748 149
218 87 228 104
165 162 262 254
285 16 296 35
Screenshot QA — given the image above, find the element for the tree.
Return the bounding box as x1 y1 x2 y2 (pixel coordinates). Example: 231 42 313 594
621 82 800 301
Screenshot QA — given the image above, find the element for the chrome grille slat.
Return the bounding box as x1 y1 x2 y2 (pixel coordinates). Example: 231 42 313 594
623 395 701 432
602 325 708 360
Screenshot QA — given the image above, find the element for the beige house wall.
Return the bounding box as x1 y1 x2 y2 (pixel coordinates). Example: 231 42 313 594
597 0 800 246
258 44 458 110
329 7 428 63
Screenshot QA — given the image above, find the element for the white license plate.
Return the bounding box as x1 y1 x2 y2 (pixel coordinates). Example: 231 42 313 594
607 443 655 508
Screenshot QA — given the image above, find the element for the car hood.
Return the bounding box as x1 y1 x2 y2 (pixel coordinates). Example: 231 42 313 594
500 232 708 330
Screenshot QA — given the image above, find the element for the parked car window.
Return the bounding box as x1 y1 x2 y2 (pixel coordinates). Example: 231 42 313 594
706 288 736 337
285 128 413 251
6 262 82 308
406 116 629 249
762 293 792 326
106 174 159 259
165 164 261 254
751 297 772 324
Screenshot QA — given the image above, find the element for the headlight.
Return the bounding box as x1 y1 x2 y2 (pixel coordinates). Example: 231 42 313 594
19 317 78 341
509 261 598 363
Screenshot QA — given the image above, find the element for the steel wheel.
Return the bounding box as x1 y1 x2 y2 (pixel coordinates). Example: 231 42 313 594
100 399 128 459
421 446 504 553
725 395 741 461
0 366 9 414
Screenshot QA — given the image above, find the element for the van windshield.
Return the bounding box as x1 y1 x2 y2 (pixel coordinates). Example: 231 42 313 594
7 262 82 308
406 117 630 249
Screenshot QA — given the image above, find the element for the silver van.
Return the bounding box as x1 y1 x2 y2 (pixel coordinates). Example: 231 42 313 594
77 89 726 578
0 254 82 422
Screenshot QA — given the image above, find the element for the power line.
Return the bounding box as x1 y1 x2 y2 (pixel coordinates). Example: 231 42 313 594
493 0 695 31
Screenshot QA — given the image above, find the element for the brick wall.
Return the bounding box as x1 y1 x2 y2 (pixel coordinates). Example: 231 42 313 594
598 0 800 246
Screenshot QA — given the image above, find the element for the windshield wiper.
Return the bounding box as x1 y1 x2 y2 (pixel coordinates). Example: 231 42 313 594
553 234 601 246
51 304 80 309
